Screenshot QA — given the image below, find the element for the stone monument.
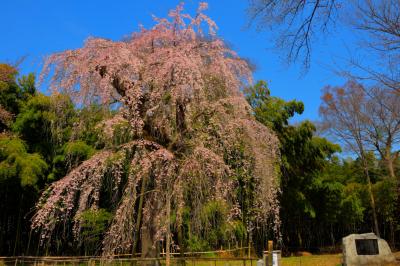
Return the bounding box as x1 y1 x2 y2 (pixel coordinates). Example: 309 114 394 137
342 232 396 265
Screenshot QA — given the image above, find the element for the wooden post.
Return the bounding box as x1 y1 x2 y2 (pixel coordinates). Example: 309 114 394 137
248 231 251 259
268 240 273 253
166 194 171 266
265 240 273 266
263 251 268 266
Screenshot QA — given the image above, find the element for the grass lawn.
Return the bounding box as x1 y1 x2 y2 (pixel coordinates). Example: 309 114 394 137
0 254 347 266
281 254 342 266
1 256 342 266
182 254 343 266
4 253 400 265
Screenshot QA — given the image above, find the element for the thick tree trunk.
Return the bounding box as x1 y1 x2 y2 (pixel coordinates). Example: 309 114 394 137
248 231 252 258
385 155 397 248
177 225 185 266
363 160 380 237
141 227 158 264
386 157 396 179
132 175 148 256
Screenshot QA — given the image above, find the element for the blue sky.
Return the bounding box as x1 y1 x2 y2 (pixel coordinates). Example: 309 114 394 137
1 0 358 122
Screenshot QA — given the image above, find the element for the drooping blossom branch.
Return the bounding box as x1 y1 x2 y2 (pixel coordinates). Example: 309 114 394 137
33 2 280 255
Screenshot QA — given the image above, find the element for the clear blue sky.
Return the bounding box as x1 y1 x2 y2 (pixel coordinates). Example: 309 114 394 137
1 0 358 122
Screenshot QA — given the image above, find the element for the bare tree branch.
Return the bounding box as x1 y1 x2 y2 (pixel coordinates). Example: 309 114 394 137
340 0 400 92
247 0 340 69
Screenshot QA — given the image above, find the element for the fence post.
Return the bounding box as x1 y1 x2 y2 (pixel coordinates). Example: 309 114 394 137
268 241 273 266
272 250 281 266
166 194 171 266
263 251 269 266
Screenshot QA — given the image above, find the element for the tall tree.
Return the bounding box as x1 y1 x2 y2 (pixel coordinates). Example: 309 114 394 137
0 64 36 131
321 81 400 180
320 81 380 236
32 3 280 257
0 64 48 255
364 86 400 179
0 136 48 255
245 81 341 250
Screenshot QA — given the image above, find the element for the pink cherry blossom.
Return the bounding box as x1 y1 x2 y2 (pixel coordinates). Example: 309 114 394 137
33 3 280 255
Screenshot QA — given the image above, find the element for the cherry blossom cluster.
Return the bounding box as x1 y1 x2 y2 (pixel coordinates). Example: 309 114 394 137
33 2 281 255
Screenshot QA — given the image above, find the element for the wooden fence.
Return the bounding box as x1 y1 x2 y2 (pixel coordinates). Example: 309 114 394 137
0 256 259 266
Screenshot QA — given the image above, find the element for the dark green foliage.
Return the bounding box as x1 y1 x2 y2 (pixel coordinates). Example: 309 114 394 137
11 91 101 183
109 120 135 147
186 235 210 252
0 136 47 188
78 209 113 255
0 65 37 133
48 140 94 182
63 141 94 167
246 81 342 250
0 135 48 255
199 201 229 247
18 73 36 98
182 200 248 252
13 94 76 162
245 80 304 131
73 104 110 149
0 66 399 256
0 64 102 255
13 94 54 159
224 142 254 229
0 64 23 115
245 80 399 252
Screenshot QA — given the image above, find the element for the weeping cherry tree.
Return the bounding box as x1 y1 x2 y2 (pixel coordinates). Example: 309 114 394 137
32 3 280 256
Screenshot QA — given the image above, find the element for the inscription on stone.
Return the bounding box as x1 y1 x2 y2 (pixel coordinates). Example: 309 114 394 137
355 239 379 255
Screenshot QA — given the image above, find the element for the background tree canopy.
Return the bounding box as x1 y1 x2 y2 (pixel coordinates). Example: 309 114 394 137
0 1 399 259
